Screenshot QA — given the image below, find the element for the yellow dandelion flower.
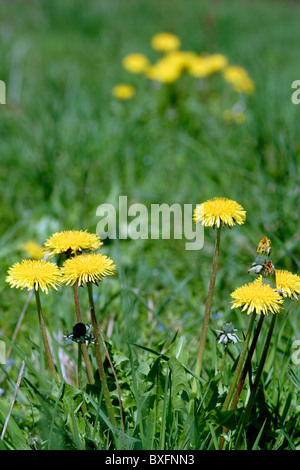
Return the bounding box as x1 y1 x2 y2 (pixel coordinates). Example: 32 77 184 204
61 253 116 287
188 53 228 78
162 50 198 71
6 259 61 293
275 270 300 299
145 58 181 83
44 230 102 257
223 65 255 94
193 197 246 228
122 53 150 74
151 32 180 52
231 278 283 315
21 240 45 259
112 84 135 100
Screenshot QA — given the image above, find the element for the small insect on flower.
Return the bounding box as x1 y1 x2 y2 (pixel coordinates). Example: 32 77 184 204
65 323 94 346
216 321 241 346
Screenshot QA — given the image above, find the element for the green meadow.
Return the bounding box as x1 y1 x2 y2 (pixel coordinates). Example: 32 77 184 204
0 0 300 450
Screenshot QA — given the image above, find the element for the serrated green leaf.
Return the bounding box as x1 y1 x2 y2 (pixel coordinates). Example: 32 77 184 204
168 356 188 411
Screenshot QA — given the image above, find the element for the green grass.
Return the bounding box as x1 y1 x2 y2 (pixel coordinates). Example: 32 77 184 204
1 0 300 450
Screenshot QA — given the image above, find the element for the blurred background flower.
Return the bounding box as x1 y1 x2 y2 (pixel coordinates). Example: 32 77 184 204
122 53 150 74
151 32 181 52
112 83 136 100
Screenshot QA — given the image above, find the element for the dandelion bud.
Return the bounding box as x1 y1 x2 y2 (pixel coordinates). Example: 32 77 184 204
261 261 276 288
257 236 271 256
248 236 272 276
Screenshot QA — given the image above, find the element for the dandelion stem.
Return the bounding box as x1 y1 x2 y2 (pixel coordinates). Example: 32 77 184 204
235 314 277 449
73 283 83 323
219 313 264 449
72 283 95 385
221 310 256 414
193 226 221 391
34 289 58 381
218 347 227 378
87 282 116 427
77 341 83 388
231 314 265 408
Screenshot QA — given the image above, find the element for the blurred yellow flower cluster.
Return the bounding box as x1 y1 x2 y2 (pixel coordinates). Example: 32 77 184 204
112 31 255 103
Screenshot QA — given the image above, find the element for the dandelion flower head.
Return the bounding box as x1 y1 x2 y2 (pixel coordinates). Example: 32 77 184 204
151 32 181 52
188 54 228 78
112 84 135 100
223 65 255 94
44 230 102 257
275 270 300 300
162 50 198 72
6 259 61 293
145 57 182 83
231 278 283 315
193 197 246 228
61 253 116 287
122 53 150 74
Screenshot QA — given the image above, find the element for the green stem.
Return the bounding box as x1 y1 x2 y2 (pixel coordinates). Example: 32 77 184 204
87 282 116 427
34 289 58 381
77 342 83 389
218 347 227 378
77 344 88 417
221 311 256 414
219 313 264 449
235 314 277 449
73 283 95 385
231 314 265 409
192 226 221 396
73 282 83 323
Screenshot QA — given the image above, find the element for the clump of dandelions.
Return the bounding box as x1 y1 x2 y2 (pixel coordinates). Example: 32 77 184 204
44 230 104 385
221 274 283 426
221 236 300 449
